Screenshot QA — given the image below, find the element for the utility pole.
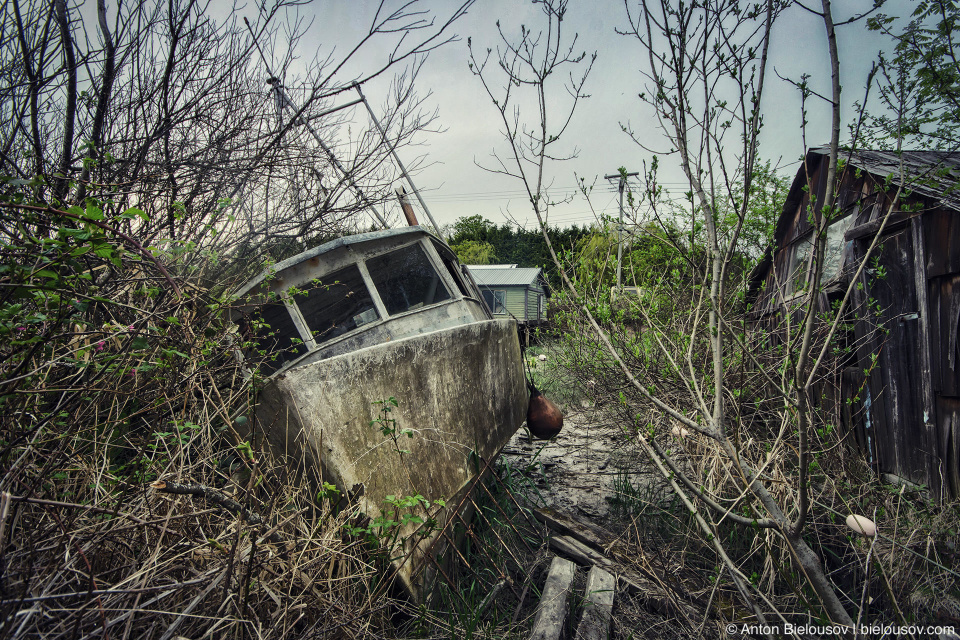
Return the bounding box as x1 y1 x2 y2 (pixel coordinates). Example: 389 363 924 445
603 169 639 294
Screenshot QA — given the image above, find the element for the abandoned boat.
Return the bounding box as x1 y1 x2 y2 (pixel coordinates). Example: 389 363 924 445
231 226 528 597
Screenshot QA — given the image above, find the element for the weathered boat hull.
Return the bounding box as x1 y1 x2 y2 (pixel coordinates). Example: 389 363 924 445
251 317 527 597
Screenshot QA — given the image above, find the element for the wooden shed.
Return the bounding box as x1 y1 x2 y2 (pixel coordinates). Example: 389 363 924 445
749 147 960 500
467 265 550 328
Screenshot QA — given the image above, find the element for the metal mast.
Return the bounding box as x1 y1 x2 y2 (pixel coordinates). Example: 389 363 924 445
244 17 389 229
354 82 445 240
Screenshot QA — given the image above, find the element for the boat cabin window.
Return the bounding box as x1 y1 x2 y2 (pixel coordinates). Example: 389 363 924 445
294 265 380 344
367 243 451 315
242 301 308 375
433 241 470 298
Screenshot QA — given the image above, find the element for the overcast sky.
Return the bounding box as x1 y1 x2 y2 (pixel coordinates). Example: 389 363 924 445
290 0 904 231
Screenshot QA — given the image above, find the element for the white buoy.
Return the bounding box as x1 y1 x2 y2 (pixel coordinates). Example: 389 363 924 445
845 514 877 537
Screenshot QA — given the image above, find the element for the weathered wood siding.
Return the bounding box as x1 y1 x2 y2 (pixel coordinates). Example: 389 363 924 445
923 209 960 497
502 287 526 319
748 148 960 500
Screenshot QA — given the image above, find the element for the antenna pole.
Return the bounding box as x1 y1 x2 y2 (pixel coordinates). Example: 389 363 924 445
272 88 389 228
354 82 444 240
243 17 389 229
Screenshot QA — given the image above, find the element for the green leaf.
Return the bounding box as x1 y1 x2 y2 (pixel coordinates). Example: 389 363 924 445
60 228 91 240
120 207 149 221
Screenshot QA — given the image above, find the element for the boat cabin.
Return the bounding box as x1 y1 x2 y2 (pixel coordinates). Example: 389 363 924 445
232 227 491 375
230 227 528 599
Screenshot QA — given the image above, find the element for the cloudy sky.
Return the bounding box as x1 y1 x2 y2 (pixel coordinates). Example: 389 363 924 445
290 0 903 231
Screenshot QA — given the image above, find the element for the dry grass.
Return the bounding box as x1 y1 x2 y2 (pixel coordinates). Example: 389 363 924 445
0 437 393 639
534 299 960 634
0 211 403 638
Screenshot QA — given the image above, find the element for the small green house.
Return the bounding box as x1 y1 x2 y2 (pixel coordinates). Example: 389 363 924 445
466 265 549 328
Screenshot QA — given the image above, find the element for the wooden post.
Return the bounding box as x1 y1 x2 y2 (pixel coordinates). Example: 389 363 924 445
396 186 419 227
911 217 941 501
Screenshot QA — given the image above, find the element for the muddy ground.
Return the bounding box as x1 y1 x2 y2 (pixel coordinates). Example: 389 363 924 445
501 406 638 520
498 401 707 639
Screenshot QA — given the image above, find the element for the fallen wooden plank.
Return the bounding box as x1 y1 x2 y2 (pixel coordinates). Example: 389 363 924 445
529 556 577 640
537 507 708 626
549 535 640 592
549 534 699 622
576 566 616 640
534 507 619 550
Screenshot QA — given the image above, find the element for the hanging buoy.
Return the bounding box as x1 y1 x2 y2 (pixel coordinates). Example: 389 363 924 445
527 382 563 439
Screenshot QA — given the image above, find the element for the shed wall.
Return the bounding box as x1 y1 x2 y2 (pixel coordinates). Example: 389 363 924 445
748 149 960 500
503 287 527 319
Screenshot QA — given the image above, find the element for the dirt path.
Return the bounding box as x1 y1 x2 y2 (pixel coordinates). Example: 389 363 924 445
500 407 702 639
501 406 639 520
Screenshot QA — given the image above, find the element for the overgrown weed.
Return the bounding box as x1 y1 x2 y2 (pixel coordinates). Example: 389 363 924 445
537 275 960 633
397 457 550 639
0 192 396 638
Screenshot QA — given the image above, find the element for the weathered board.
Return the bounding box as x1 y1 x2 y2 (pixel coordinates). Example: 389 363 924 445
576 567 616 640
747 148 960 499
529 556 576 640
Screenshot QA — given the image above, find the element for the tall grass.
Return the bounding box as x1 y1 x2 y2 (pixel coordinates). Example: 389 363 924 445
0 198 396 638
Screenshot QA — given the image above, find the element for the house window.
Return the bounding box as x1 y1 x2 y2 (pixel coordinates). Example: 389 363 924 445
822 214 856 281
294 265 380 344
366 243 451 315
791 234 813 293
538 293 545 319
482 289 506 314
790 213 856 292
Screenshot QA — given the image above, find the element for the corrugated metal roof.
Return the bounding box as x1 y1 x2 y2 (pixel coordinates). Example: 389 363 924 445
466 266 545 287
815 145 960 211
467 264 518 269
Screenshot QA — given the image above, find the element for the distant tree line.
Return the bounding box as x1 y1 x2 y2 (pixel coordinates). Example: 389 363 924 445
448 214 590 288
